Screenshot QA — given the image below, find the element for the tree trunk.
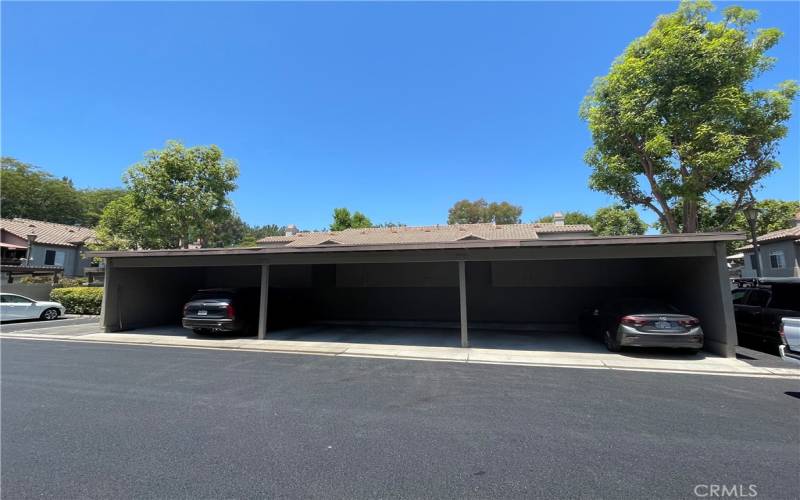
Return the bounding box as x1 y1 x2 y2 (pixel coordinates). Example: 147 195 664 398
661 210 680 234
682 199 698 233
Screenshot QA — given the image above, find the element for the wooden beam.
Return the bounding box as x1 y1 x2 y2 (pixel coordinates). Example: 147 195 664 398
458 260 468 348
258 263 270 339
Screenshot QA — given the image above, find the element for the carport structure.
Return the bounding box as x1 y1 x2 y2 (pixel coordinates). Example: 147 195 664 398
92 226 743 357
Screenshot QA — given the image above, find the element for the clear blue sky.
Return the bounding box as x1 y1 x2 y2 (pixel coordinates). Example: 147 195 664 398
2 1 798 230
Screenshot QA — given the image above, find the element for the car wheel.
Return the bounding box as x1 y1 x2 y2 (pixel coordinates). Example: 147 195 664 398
40 308 60 321
604 330 622 352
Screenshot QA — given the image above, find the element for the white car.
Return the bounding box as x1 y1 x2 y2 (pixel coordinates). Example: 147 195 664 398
0 293 66 321
779 317 800 366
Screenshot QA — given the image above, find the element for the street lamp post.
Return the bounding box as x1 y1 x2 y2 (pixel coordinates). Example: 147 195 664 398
744 205 761 279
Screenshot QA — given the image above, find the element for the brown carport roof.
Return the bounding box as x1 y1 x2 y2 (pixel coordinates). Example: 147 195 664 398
90 232 745 259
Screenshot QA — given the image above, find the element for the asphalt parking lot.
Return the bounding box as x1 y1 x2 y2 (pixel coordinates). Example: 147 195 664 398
0 316 102 334
1 317 790 370
2 339 798 499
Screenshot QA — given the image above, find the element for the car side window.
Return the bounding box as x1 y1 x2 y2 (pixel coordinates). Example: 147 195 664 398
769 285 800 311
746 289 771 308
731 290 748 304
0 295 9 303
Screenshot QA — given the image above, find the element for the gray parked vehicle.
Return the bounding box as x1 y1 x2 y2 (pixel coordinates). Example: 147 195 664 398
580 297 704 353
182 288 258 335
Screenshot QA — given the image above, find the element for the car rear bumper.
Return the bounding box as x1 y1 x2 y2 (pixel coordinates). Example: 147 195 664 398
618 325 703 349
182 318 241 332
778 345 800 366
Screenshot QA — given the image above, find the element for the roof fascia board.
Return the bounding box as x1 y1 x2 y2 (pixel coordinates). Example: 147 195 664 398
107 241 717 269
90 232 744 259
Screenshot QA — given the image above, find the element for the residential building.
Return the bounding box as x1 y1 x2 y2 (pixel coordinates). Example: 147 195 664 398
739 211 800 278
0 218 97 277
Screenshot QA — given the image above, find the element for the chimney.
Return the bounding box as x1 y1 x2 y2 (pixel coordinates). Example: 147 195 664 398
285 224 299 236
553 211 565 226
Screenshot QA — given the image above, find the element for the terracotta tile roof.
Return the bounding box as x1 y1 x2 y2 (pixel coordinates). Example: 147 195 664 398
0 218 97 248
258 223 593 248
738 224 800 251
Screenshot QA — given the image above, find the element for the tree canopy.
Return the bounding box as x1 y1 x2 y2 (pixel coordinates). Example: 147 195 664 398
536 207 647 236
592 206 648 236
1 157 85 225
535 211 594 226
581 0 797 233
1 157 128 227
447 198 523 224
96 141 239 249
330 208 373 231
656 198 799 235
78 188 127 227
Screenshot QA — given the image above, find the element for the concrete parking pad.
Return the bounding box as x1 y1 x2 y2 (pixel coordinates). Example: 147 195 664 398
3 322 798 378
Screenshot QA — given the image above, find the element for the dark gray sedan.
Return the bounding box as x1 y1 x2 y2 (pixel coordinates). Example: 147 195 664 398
580 297 704 353
182 288 258 335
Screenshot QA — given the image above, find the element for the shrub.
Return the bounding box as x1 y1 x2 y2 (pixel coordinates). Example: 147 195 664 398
18 275 54 284
50 287 104 315
53 277 89 288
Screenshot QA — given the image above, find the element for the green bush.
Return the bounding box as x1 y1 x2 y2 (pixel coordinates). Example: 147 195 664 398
50 287 104 315
18 275 54 284
53 277 89 288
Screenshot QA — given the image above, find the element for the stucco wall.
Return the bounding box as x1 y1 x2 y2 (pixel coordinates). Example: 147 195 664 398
1 230 28 247
1 283 55 300
742 240 799 278
28 244 91 277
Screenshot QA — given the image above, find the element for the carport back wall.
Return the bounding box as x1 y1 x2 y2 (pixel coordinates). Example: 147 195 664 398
105 267 206 331
310 263 460 323
466 260 674 328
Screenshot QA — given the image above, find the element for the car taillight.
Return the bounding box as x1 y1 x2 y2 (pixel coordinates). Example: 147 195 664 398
620 315 649 327
226 304 235 319
678 317 700 327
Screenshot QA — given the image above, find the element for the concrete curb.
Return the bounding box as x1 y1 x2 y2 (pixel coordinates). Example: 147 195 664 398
2 332 798 380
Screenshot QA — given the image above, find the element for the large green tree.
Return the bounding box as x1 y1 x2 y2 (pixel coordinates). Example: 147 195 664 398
592 206 648 236
536 207 647 235
96 141 239 249
330 208 373 231
581 0 797 233
78 188 127 227
535 211 594 226
447 198 523 224
657 198 799 252
0 157 84 225
235 223 286 247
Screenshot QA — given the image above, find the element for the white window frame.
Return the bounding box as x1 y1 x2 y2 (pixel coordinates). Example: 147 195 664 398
769 250 785 270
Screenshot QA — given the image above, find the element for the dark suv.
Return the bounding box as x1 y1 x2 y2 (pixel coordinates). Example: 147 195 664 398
732 279 800 354
182 288 259 335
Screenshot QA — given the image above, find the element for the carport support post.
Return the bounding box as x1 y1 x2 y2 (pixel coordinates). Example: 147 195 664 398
258 263 270 339
458 260 469 348
99 259 115 332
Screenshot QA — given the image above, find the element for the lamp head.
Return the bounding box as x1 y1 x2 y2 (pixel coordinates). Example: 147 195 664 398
744 205 760 224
